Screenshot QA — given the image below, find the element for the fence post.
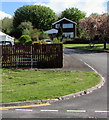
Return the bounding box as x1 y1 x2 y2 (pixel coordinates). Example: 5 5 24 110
31 45 33 68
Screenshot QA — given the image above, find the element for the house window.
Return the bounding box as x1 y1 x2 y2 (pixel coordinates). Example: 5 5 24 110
63 24 73 28
55 24 60 29
63 32 74 38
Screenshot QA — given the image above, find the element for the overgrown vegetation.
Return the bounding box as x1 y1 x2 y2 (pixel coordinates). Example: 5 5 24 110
2 69 100 103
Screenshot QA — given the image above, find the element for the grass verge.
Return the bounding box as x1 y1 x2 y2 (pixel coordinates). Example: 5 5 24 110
1 68 101 103
63 44 109 52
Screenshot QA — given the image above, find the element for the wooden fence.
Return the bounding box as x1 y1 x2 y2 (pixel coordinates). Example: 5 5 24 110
1 44 63 68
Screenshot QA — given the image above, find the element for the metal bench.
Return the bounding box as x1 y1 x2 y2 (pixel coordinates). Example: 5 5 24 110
13 58 37 68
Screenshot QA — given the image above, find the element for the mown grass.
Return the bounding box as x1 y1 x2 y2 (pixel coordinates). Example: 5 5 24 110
1 68 101 103
63 44 109 52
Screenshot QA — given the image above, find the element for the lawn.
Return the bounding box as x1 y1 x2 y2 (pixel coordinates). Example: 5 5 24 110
63 44 109 52
1 68 101 103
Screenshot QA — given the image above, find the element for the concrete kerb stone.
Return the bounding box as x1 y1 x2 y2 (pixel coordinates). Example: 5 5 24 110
1 74 105 107
60 75 105 101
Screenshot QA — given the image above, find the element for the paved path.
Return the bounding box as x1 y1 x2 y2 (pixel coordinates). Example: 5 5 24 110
2 48 108 119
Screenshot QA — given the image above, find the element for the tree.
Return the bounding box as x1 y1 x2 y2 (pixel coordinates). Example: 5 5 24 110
13 5 56 30
30 29 40 41
79 13 109 49
38 31 50 40
79 14 98 41
97 14 109 49
1 17 14 34
22 29 31 36
56 26 63 41
17 21 33 37
18 21 33 32
60 8 86 24
0 20 2 31
59 8 86 37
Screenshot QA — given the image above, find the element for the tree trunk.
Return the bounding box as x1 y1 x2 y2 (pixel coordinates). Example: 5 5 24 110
104 41 106 49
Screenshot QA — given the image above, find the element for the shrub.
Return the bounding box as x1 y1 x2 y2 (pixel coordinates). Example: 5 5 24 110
14 39 20 45
52 38 62 44
22 29 31 35
19 35 32 45
32 40 46 44
38 31 50 40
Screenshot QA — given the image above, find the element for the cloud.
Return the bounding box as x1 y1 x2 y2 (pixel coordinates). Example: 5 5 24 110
0 11 12 20
34 0 107 16
34 2 49 7
107 1 109 12
1 0 107 17
1 0 49 2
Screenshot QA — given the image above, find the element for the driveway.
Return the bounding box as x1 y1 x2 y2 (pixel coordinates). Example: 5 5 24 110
2 48 108 119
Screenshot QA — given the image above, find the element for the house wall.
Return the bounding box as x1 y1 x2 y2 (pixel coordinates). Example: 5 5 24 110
52 19 76 38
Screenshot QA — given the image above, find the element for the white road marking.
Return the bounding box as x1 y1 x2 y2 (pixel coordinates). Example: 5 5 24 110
80 59 105 83
80 59 83 62
79 59 97 73
83 61 105 82
67 110 86 113
41 110 58 112
84 62 97 73
15 109 33 112
95 111 109 113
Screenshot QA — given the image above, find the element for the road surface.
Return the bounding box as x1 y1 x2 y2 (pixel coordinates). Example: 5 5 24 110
2 48 108 119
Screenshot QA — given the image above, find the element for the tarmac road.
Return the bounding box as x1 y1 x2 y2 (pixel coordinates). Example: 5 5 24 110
2 48 108 119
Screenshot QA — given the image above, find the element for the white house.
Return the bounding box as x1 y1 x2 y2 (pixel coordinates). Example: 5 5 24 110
0 31 14 45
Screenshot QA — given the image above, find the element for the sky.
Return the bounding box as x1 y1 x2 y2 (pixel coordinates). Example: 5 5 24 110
0 0 108 20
